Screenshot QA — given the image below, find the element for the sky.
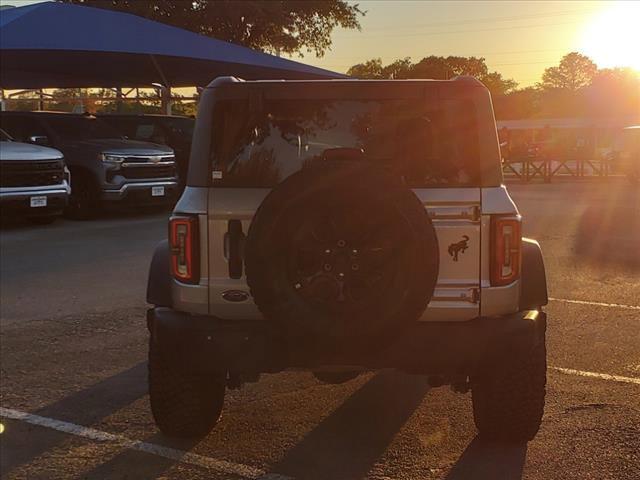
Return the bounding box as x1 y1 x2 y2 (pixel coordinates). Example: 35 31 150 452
291 0 640 87
2 0 639 89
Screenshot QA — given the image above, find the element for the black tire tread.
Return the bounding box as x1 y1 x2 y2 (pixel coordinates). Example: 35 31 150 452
148 339 225 438
472 342 547 442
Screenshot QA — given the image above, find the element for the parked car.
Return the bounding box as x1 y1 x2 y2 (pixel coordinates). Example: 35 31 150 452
146 76 549 442
0 127 70 224
98 113 194 188
0 112 178 219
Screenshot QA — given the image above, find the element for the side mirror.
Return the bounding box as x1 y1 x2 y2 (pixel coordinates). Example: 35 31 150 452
28 135 49 146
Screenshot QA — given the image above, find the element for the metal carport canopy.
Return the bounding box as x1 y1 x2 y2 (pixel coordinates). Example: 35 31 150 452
0 1 345 89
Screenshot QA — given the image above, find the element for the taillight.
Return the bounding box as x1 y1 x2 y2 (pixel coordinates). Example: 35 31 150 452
169 215 199 284
491 216 521 286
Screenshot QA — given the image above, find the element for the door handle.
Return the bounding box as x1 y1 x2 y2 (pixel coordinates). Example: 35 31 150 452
225 219 245 279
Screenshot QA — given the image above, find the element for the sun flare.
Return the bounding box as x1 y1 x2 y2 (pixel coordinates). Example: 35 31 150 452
579 2 640 71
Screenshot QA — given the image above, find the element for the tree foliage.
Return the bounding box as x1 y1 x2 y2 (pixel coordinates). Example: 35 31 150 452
539 52 597 91
64 0 364 57
495 67 639 120
346 58 413 79
348 52 639 120
347 55 518 96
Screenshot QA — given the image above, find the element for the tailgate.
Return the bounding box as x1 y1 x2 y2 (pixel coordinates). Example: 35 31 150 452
208 187 481 321
415 187 481 321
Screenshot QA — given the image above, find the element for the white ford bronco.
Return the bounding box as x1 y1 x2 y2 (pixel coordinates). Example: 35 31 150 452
146 76 548 441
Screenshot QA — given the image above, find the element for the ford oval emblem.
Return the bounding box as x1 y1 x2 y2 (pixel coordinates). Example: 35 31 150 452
222 290 249 302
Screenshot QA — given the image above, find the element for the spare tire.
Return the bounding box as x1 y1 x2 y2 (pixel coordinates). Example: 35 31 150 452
245 162 438 349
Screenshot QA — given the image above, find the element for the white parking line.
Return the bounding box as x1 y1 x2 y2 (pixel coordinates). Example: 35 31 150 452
549 297 640 311
2 365 639 477
549 367 640 385
0 408 289 480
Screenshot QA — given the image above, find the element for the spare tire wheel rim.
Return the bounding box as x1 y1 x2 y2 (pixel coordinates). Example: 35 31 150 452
286 202 413 314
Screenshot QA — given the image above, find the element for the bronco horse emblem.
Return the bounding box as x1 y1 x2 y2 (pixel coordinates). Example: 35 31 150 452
448 235 469 262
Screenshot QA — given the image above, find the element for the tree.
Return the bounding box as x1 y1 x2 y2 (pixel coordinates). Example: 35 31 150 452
381 58 414 79
443 56 488 78
480 72 518 97
540 52 597 91
65 0 364 57
348 55 518 96
346 58 385 79
346 57 412 79
492 87 541 120
585 67 640 118
410 56 456 79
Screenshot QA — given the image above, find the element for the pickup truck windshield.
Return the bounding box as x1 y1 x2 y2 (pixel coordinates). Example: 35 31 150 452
210 98 483 188
45 116 123 141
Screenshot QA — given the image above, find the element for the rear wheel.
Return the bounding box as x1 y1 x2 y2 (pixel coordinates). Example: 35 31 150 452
65 170 100 220
148 338 226 438
471 340 547 442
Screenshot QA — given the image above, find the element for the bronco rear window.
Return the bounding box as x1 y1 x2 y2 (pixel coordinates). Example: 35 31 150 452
210 97 485 187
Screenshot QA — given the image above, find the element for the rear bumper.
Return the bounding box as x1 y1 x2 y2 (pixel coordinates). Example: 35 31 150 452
147 307 546 375
102 180 178 205
0 186 69 216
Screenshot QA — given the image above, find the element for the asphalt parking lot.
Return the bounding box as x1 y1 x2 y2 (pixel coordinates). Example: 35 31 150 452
1 181 639 480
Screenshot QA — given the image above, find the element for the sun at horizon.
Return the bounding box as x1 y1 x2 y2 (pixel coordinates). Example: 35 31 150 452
579 1 640 72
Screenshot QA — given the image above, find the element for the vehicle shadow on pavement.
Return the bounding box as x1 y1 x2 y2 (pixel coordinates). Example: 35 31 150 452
269 370 431 480
444 437 527 480
2 362 148 476
77 432 200 480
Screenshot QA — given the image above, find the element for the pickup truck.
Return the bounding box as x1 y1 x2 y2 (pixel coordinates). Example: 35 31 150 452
0 111 178 219
0 127 70 224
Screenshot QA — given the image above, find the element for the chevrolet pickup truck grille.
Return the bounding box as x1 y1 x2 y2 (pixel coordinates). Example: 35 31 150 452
0 160 65 187
121 163 176 180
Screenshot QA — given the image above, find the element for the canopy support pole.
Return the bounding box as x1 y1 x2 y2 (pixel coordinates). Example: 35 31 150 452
159 86 172 116
150 55 172 115
116 87 123 113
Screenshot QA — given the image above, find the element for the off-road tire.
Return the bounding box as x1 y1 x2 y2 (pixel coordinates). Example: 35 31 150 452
245 162 439 350
313 371 360 384
471 341 547 442
65 170 100 220
148 338 226 438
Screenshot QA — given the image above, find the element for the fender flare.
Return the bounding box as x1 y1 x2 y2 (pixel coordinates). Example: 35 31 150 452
147 240 172 307
520 238 548 310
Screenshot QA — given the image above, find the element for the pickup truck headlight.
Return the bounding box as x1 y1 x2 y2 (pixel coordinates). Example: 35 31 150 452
100 153 126 164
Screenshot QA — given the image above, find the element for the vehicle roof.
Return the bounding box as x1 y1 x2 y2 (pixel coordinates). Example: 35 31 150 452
206 76 484 88
204 76 488 99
